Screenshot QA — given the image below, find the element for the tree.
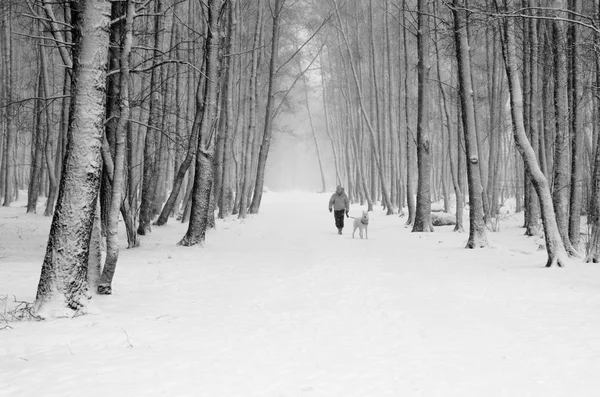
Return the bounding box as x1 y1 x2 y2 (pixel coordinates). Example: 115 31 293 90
412 0 433 233
452 0 488 247
249 0 284 214
550 0 579 256
34 0 111 317
179 0 226 246
137 0 165 235
97 0 135 294
499 0 568 267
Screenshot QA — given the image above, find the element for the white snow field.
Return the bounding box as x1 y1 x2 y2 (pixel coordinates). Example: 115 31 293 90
1 191 600 397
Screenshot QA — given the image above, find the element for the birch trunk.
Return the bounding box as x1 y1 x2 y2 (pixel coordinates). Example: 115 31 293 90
34 0 111 317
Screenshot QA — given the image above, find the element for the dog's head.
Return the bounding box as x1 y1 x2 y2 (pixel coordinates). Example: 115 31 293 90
361 211 369 224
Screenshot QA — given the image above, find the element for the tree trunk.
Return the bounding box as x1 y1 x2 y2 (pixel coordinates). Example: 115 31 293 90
218 2 235 219
453 0 488 247
27 72 45 214
585 0 600 263
155 107 200 226
300 57 327 193
523 1 541 236
402 0 416 225
2 4 15 207
41 37 58 216
34 0 111 317
137 0 164 235
239 0 263 218
97 0 135 294
550 0 579 256
568 0 583 249
179 0 224 246
412 0 433 233
248 0 283 214
500 0 568 267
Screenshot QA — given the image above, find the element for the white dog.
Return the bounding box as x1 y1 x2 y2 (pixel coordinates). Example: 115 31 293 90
351 211 369 239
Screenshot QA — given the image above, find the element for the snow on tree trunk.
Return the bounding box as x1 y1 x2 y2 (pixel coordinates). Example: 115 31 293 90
500 0 568 267
585 1 600 263
568 0 583 250
179 0 224 247
34 0 111 318
98 0 134 294
550 0 579 257
524 1 541 237
412 0 433 233
453 0 488 248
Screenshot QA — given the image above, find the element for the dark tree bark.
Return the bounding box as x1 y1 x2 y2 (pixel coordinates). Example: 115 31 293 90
27 72 45 214
412 0 433 233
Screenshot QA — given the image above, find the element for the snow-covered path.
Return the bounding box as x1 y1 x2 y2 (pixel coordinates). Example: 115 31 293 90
1 192 600 396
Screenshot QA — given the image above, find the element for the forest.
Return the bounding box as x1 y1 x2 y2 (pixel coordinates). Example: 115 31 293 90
0 0 599 318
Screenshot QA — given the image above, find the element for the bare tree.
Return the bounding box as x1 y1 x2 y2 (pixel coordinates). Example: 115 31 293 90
412 0 433 232
500 0 568 267
34 0 111 317
179 0 226 246
452 0 488 247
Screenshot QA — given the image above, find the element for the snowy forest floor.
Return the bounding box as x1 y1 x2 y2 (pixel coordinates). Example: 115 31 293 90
1 191 600 397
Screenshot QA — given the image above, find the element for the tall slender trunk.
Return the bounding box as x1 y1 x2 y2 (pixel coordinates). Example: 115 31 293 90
403 0 416 225
300 57 327 193
249 0 283 214
500 0 567 267
41 37 58 216
568 0 583 249
179 0 225 246
97 0 135 294
27 71 45 214
551 0 579 256
412 0 433 232
137 0 164 235
34 0 112 317
239 0 263 218
585 0 600 262
320 52 342 186
524 0 541 236
218 0 235 219
453 0 487 247
2 4 15 207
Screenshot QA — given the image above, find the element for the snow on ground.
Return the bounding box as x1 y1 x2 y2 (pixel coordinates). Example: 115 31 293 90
1 191 600 397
